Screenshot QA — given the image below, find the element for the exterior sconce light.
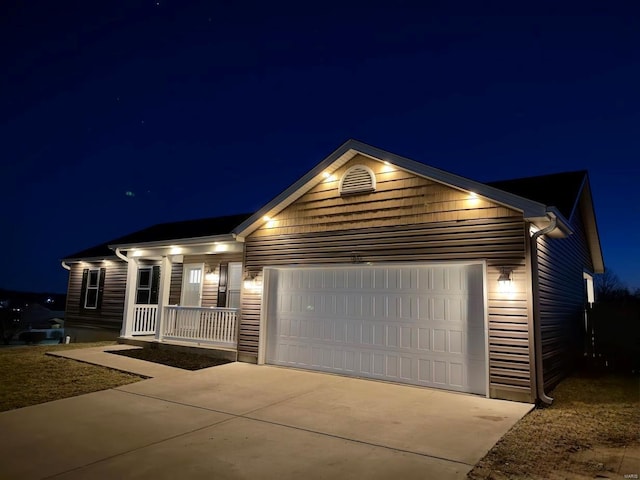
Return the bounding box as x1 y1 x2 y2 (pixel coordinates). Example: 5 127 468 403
497 268 513 293
205 269 219 282
243 273 262 291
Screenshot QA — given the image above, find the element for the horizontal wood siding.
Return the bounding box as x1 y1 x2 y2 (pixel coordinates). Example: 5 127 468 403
244 218 530 399
180 253 243 307
243 159 533 400
65 260 127 330
253 155 517 237
537 207 593 390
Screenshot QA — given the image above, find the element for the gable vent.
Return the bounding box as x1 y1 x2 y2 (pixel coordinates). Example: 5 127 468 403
339 165 376 195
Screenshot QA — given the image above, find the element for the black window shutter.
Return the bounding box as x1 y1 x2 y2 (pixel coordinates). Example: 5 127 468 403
80 269 89 309
217 263 228 307
150 265 161 304
97 268 106 309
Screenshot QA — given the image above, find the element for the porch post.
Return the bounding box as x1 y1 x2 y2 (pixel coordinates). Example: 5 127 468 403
154 255 172 341
121 257 139 337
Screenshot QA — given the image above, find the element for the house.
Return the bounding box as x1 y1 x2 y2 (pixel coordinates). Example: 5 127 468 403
61 140 603 404
61 213 252 342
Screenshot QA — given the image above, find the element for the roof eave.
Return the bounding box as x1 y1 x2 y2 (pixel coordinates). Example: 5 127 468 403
61 255 120 263
578 179 605 273
109 233 237 251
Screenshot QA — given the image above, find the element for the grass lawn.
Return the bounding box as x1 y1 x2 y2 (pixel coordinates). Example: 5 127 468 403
0 342 142 412
468 371 640 479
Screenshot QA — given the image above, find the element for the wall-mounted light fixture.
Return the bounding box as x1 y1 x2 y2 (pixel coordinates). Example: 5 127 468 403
205 268 219 282
243 272 262 291
497 267 513 293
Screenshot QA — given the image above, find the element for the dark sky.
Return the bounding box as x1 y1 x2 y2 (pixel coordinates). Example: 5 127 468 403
2 1 639 294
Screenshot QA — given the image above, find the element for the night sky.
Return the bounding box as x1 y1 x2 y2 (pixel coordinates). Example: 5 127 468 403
2 1 639 294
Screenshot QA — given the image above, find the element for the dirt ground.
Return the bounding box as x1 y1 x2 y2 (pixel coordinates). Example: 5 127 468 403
468 372 640 479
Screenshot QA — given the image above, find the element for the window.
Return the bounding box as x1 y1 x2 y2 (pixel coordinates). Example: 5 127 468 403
227 262 242 309
583 272 595 305
136 266 160 305
81 268 105 310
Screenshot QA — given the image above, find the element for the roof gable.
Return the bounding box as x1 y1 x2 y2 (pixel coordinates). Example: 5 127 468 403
250 153 518 238
234 139 550 238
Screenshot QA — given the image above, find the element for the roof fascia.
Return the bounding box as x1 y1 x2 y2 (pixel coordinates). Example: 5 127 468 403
568 174 588 222
577 178 605 273
61 255 119 263
544 207 573 236
233 139 361 237
109 233 236 251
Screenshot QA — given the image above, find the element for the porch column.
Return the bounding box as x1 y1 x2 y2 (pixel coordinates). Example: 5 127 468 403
121 257 139 337
154 255 172 341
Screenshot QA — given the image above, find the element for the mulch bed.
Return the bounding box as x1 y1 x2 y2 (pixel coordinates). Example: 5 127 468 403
108 347 232 370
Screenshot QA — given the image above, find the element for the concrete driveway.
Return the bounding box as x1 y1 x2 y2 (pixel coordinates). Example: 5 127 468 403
0 362 532 479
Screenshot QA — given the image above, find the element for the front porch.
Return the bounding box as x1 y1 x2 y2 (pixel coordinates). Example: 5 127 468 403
117 240 244 357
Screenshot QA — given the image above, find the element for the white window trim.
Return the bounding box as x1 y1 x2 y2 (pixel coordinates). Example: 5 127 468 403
227 262 242 309
84 268 101 309
136 267 153 305
583 272 595 305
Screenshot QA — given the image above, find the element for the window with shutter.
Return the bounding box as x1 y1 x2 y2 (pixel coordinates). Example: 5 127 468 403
83 268 101 309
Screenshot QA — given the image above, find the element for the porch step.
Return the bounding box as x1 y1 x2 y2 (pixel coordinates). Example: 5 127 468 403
118 337 237 362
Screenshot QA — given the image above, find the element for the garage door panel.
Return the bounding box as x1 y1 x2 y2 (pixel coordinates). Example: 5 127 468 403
387 325 399 347
266 264 486 395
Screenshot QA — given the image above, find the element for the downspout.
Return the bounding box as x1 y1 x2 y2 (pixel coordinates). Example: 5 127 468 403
61 261 71 271
114 247 129 263
530 213 558 406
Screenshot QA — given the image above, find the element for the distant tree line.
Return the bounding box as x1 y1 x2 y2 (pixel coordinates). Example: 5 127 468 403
591 269 640 373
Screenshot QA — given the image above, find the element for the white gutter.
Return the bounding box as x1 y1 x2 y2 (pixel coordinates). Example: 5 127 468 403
530 212 559 406
114 247 129 263
61 261 71 271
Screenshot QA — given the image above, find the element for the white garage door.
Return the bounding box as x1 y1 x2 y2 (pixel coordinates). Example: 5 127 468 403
265 263 486 395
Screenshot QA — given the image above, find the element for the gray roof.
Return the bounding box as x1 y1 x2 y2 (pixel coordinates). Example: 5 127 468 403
62 213 252 261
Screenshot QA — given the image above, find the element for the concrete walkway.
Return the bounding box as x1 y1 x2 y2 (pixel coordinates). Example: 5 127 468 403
47 344 184 378
0 354 533 479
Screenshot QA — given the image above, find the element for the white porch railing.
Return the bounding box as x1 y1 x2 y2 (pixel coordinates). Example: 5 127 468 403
163 306 238 347
132 305 158 335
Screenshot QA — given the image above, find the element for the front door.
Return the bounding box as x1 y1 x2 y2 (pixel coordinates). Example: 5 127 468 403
181 264 204 306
